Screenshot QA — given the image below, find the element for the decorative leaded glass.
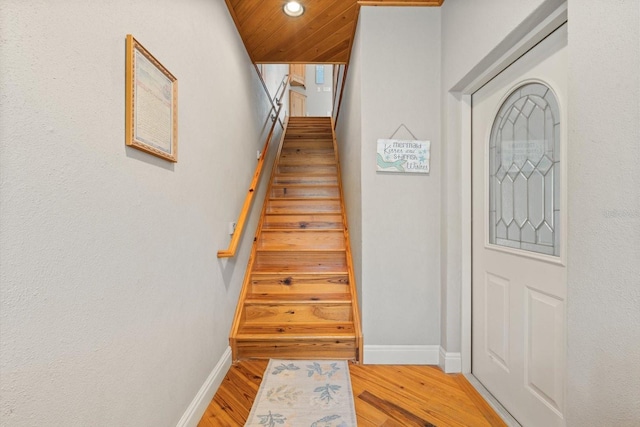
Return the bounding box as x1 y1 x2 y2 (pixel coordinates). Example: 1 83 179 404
489 82 560 256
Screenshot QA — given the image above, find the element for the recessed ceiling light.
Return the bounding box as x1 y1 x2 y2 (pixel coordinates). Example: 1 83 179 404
284 1 304 17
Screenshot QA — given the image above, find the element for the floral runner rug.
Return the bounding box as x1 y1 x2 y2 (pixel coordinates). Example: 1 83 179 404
245 359 357 427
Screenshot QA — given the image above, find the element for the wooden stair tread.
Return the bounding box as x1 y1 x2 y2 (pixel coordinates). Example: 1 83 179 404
251 270 349 275
263 212 342 216
262 214 343 230
258 230 346 250
281 148 334 154
266 199 341 214
273 177 338 186
274 172 337 177
271 184 339 189
278 160 336 166
260 228 343 232
251 271 349 277
261 228 343 232
283 137 333 141
233 342 357 360
249 272 349 285
258 229 344 234
270 188 340 199
245 292 351 303
243 303 353 323
269 197 339 201
281 142 334 149
237 323 356 339
250 272 348 281
255 249 345 253
269 192 340 201
271 183 339 188
278 166 337 174
264 213 341 217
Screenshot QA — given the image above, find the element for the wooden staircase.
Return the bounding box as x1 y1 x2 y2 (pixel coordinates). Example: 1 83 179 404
229 116 362 362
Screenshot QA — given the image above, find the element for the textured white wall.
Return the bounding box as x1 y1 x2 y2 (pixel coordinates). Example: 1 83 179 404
359 7 442 348
0 0 276 425
304 65 333 117
336 23 364 307
566 1 640 424
261 64 290 117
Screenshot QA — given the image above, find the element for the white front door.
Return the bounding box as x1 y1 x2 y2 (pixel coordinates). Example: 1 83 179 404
472 23 568 426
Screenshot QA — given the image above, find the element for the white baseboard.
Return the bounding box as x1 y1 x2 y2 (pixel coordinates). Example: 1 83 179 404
438 346 462 373
176 346 232 427
363 345 440 365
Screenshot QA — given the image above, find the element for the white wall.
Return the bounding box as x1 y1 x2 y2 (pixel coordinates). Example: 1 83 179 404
336 24 364 308
0 1 278 425
338 7 442 361
260 64 290 117
305 65 333 117
566 1 640 424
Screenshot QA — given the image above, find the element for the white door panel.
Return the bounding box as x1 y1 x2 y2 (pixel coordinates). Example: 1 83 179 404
472 23 567 427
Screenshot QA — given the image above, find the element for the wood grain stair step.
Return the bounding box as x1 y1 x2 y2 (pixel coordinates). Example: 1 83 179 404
285 131 333 137
287 122 332 126
286 125 332 129
282 138 333 144
273 175 338 186
281 147 334 156
245 293 351 303
253 250 347 273
285 126 333 131
279 156 336 165
250 272 349 294
233 339 357 360
277 164 337 175
270 185 339 198
242 302 353 323
258 230 345 250
278 156 336 166
281 140 334 149
266 198 341 214
262 214 343 230
237 322 355 338
287 117 331 121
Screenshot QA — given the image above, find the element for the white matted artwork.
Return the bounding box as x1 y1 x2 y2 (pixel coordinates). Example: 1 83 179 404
376 139 431 173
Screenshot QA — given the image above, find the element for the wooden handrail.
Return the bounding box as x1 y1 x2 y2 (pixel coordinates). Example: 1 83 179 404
218 74 290 258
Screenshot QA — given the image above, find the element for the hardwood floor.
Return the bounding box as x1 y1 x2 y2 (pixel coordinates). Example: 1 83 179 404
198 360 507 426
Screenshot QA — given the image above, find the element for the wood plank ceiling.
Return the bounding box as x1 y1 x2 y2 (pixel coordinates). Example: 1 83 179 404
224 0 444 64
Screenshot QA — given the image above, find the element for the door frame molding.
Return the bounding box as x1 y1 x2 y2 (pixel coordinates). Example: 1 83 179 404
454 0 568 374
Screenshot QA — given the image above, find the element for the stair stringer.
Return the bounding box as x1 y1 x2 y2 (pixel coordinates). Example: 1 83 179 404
329 117 363 362
229 116 291 361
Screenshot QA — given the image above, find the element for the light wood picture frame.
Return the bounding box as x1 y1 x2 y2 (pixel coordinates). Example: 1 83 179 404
125 34 178 162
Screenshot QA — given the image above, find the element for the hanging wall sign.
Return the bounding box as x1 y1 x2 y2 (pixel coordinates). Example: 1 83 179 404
376 139 431 174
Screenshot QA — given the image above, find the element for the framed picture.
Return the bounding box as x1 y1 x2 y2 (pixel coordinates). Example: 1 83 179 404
125 34 178 162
